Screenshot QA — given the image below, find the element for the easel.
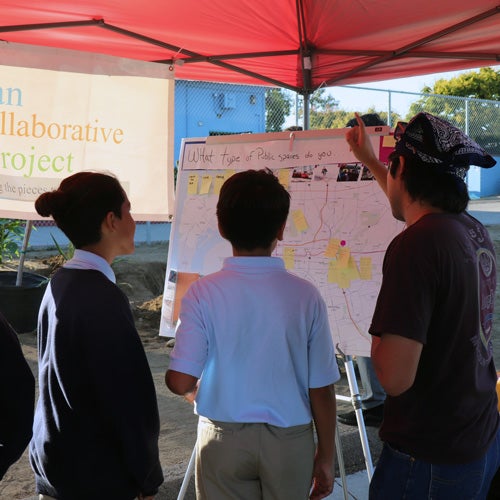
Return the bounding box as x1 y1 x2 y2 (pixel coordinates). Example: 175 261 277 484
176 348 374 500
335 346 374 481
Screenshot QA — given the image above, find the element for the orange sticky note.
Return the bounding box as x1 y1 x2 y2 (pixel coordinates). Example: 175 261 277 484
383 135 396 148
325 238 341 258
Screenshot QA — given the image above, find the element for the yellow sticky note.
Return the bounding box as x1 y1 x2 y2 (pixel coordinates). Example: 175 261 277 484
292 209 308 233
324 238 341 258
328 260 340 284
347 255 360 280
337 246 350 269
338 269 351 289
225 169 235 180
187 174 199 195
359 256 372 280
383 135 396 148
200 175 212 195
278 169 291 189
283 247 295 270
214 173 226 195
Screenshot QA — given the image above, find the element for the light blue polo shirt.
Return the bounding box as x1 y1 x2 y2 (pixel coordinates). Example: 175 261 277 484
170 256 340 427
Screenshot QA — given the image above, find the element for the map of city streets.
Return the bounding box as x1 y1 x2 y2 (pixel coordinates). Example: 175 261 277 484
161 159 404 357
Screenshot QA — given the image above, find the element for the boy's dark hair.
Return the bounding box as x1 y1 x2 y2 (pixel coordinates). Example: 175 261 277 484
35 171 126 248
216 169 290 251
388 151 469 213
346 113 386 128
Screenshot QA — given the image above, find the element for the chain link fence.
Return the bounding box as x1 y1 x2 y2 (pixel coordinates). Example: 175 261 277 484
281 85 500 155
10 81 500 248
175 81 500 162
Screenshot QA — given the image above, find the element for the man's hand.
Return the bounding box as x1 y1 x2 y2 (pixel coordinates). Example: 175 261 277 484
345 112 389 194
184 381 199 404
309 454 334 499
345 113 379 164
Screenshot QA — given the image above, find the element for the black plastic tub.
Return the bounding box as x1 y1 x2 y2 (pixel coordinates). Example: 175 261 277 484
0 271 48 333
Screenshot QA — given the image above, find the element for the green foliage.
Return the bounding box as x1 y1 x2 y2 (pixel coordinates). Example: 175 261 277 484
432 67 500 100
265 88 293 132
310 109 351 129
310 89 339 113
407 67 500 154
309 102 401 130
50 234 75 261
0 219 25 264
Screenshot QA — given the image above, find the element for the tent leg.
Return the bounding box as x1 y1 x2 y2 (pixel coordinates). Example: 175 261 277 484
16 220 33 286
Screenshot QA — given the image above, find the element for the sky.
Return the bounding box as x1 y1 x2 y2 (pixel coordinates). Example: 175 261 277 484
286 65 500 126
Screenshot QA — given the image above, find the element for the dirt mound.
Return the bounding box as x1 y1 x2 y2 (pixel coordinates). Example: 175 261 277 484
15 244 169 338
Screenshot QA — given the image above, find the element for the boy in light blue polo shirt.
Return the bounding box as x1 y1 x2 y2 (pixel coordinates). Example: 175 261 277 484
166 169 340 500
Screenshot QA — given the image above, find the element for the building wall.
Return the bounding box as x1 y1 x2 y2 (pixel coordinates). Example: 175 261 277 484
468 155 500 199
174 80 267 168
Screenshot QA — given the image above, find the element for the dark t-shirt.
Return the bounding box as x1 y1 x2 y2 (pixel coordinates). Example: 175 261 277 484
0 312 34 480
370 212 499 463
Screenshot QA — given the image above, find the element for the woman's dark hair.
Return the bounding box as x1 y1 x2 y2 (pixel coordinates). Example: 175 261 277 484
35 172 126 248
388 151 469 213
216 169 290 251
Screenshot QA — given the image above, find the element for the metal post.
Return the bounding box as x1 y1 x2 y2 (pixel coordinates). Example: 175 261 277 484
465 98 470 135
303 92 310 130
16 220 33 286
387 90 392 127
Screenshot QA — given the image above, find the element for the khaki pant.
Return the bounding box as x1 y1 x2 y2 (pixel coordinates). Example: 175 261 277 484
196 417 315 500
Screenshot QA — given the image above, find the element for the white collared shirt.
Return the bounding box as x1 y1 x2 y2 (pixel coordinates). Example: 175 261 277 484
63 249 116 283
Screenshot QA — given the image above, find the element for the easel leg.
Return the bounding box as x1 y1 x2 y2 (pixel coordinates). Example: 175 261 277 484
177 444 196 500
335 424 349 500
338 349 374 481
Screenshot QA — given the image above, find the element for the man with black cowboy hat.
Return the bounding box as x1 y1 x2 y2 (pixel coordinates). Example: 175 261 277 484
346 112 500 499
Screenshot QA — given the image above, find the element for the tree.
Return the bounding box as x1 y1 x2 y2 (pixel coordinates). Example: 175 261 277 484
407 67 500 153
265 88 293 132
308 97 401 129
306 89 340 128
431 67 500 100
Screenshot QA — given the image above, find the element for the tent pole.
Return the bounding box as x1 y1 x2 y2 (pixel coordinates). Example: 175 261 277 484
303 93 310 130
16 220 33 286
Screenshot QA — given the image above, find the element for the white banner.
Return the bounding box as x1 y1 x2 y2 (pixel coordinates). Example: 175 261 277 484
0 42 174 221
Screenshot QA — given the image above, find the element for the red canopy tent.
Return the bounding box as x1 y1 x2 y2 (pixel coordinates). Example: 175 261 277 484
1 0 499 94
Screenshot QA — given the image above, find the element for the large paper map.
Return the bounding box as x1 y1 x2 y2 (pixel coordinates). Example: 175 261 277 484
160 130 404 356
